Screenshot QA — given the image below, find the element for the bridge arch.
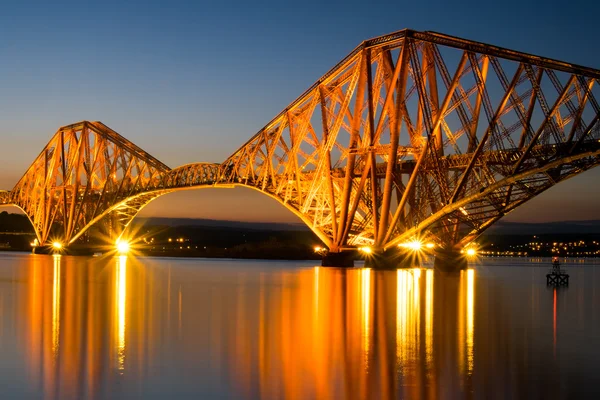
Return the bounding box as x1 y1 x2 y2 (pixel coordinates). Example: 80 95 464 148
68 182 335 249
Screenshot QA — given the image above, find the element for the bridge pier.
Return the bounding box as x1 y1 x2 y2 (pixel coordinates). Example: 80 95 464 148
321 251 355 268
433 249 468 272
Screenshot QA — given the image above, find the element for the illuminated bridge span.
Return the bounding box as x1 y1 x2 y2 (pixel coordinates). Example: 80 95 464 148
2 29 600 266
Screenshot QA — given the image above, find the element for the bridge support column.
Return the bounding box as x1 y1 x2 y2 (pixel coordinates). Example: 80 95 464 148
434 248 468 272
321 251 354 268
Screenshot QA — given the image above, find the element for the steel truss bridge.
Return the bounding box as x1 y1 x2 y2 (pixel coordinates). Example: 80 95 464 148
2 29 600 258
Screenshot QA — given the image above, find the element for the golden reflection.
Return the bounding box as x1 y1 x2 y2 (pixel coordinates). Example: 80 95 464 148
396 269 405 363
425 269 433 367
361 268 371 367
15 256 488 399
20 255 164 398
466 268 475 375
115 255 127 373
52 255 61 358
459 270 465 372
413 269 421 307
458 269 476 376
396 268 421 369
314 266 320 315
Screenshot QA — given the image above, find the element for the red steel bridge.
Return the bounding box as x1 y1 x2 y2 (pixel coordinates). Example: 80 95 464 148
2 29 600 266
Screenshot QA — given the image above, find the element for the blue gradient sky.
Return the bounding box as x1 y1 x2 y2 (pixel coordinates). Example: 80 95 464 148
1 0 599 223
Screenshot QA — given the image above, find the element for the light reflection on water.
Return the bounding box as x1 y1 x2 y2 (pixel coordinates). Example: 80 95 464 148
115 255 127 373
52 254 60 358
0 253 598 399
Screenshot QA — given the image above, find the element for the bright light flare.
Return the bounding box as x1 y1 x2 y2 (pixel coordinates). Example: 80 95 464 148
52 242 63 250
466 248 477 257
425 243 435 249
400 240 423 251
116 240 130 254
359 246 373 254
314 246 322 253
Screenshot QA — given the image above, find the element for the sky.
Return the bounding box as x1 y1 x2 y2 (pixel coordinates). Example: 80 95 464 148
1 0 599 224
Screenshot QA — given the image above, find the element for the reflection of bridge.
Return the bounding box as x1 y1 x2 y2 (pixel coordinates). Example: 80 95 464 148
2 29 600 266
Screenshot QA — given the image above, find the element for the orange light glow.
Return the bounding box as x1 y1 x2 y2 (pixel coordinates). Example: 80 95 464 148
52 255 61 357
359 246 372 254
400 240 423 251
116 240 130 254
115 255 127 373
466 269 475 374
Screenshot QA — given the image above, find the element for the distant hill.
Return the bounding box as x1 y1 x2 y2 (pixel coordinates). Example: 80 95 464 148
3 211 600 236
486 220 600 235
135 217 309 231
137 217 600 235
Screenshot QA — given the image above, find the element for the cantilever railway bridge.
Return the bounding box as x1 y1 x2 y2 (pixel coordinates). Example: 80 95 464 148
2 29 600 263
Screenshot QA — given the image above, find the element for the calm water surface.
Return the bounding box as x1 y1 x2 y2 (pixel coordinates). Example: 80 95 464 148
0 252 598 399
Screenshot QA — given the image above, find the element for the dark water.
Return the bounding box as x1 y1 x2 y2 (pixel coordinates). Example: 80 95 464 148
0 253 598 399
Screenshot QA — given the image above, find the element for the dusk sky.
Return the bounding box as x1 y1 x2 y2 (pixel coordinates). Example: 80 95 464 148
1 0 598 223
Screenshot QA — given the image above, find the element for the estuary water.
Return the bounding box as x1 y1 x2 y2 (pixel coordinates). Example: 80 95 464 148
0 252 598 399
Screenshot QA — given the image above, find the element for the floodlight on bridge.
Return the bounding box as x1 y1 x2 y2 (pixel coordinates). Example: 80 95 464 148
400 240 423 251
359 246 373 254
116 240 130 255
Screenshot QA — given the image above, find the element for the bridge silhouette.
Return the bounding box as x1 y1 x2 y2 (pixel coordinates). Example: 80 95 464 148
2 29 600 267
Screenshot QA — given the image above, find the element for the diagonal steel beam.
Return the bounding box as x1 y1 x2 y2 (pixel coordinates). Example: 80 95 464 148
450 63 524 204
336 52 367 246
383 50 468 245
511 74 576 174
566 77 595 144
376 45 409 247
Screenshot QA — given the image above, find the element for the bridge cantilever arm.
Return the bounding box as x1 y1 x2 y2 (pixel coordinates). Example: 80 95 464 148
449 63 524 204
384 146 600 250
413 31 600 80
